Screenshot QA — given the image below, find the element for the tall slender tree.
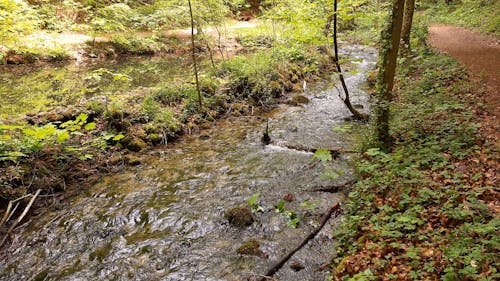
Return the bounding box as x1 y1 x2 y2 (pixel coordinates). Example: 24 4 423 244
332 0 368 121
401 0 415 49
188 0 203 108
375 0 405 149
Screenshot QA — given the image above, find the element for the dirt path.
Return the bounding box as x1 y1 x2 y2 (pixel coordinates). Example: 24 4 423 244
429 23 500 141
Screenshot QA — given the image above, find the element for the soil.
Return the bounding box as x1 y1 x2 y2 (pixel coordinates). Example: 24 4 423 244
429 23 500 142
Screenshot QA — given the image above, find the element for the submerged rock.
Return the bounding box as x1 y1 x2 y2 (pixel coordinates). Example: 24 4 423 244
225 206 254 227
283 193 295 202
290 261 305 271
236 240 267 258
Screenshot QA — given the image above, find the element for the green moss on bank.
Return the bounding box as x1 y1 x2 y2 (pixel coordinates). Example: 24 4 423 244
0 42 332 206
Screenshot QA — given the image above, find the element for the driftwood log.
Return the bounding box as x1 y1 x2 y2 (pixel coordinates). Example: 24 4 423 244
260 203 342 280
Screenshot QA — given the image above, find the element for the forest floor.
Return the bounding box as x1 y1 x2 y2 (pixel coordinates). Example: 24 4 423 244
429 23 499 143
332 24 499 280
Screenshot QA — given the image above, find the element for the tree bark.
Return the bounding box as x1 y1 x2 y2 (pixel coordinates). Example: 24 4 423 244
375 0 405 150
332 0 368 121
401 0 415 49
188 0 203 108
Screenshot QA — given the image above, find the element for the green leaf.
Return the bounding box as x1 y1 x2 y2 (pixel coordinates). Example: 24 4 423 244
275 201 285 213
57 131 70 143
84 122 96 130
112 134 125 141
312 149 332 162
0 151 27 161
365 148 382 156
248 193 259 206
287 217 299 228
78 154 93 161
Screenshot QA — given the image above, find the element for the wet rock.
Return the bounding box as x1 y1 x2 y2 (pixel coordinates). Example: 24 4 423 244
290 261 305 271
236 240 267 258
225 206 254 227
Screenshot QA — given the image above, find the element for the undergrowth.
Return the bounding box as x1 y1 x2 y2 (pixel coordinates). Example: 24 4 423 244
423 0 500 36
331 50 499 280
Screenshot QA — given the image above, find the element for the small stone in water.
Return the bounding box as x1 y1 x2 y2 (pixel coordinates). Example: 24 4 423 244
236 240 267 258
283 193 295 202
225 206 254 227
290 261 305 271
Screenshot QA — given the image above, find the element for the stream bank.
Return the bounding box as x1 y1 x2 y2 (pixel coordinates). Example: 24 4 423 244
0 45 377 280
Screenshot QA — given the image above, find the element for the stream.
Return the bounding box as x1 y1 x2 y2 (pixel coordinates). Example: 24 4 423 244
0 45 376 281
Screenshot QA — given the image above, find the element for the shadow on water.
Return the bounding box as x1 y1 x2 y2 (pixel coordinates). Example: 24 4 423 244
0 45 376 281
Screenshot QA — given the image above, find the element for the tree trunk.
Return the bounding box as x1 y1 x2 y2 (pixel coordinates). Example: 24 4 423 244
401 0 415 49
375 0 405 150
332 0 368 121
188 0 203 108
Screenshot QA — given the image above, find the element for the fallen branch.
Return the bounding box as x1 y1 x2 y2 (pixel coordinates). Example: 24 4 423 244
276 142 357 157
0 189 41 248
0 193 33 228
261 203 342 280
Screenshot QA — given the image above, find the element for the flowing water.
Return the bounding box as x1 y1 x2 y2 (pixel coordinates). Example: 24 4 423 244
0 45 376 281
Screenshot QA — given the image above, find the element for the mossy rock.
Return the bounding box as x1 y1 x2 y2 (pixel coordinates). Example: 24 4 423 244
147 133 163 144
124 137 147 152
124 155 141 166
287 94 310 106
236 239 267 258
283 81 294 92
225 206 254 227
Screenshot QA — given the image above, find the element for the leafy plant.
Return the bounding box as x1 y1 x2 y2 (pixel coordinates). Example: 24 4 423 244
312 148 332 162
275 200 299 228
248 193 264 213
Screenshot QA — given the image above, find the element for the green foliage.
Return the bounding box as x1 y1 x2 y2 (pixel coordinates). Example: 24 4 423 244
0 0 38 46
218 52 282 104
0 113 96 162
275 200 299 228
312 149 332 162
424 0 500 35
248 193 264 213
332 50 497 280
